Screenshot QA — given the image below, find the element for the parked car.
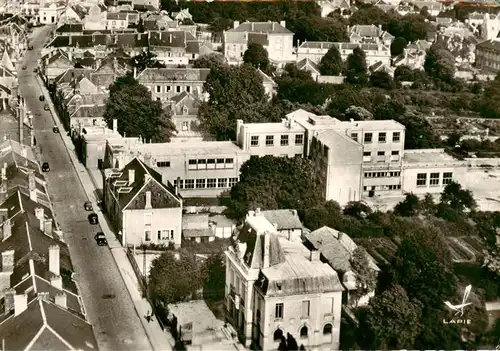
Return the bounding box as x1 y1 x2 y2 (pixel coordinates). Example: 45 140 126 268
94 232 108 246
22 65 27 70
88 213 98 225
44 104 49 111
39 95 44 102
84 201 93 211
52 126 59 133
41 162 50 172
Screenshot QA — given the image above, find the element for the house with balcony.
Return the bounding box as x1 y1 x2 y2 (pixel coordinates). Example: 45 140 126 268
304 226 380 307
225 210 344 349
102 157 183 247
223 20 294 66
135 67 210 102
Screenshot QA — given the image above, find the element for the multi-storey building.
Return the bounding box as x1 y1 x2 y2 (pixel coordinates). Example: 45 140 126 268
103 138 250 197
475 39 500 72
223 21 294 66
225 210 344 350
348 24 394 47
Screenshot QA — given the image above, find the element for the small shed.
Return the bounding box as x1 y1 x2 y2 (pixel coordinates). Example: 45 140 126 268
182 213 214 243
208 215 236 238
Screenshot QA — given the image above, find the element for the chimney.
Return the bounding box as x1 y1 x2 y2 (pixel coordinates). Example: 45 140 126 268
145 191 152 209
35 207 44 221
309 250 320 262
255 208 260 215
1 218 12 241
272 22 275 31
68 51 72 62
263 231 270 268
133 66 137 78
44 218 53 235
144 173 151 184
280 20 286 28
233 20 239 29
113 119 118 133
338 232 343 240
14 294 28 316
247 210 255 218
2 249 14 272
50 275 62 290
4 289 15 313
128 169 135 185
55 292 67 309
169 33 172 43
49 245 60 276
19 101 23 145
29 172 37 202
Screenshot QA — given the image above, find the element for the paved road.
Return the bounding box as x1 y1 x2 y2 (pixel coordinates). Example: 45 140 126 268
18 26 152 351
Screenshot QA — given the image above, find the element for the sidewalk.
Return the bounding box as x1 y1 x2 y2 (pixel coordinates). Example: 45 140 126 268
36 76 174 351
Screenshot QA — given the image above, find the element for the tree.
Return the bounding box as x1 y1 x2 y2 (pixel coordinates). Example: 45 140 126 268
203 252 226 301
301 200 344 231
278 333 299 350
343 201 372 219
192 53 225 69
149 251 205 304
391 37 408 56
226 156 324 220
344 106 373 120
361 284 423 349
440 181 477 212
424 43 456 84
318 45 343 76
129 50 166 72
243 43 269 70
349 247 378 307
346 47 368 85
104 74 176 142
373 101 406 121
394 193 420 217
394 65 415 82
370 71 396 89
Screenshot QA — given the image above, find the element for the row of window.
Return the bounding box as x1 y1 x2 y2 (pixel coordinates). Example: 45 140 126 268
364 171 401 178
353 131 401 144
154 85 198 94
274 299 334 320
250 134 304 147
416 172 453 187
363 184 402 191
363 150 400 163
272 324 332 343
144 229 175 242
174 177 239 189
187 158 234 170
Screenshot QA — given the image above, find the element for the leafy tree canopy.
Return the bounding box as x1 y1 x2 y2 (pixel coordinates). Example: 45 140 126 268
104 74 176 142
424 43 456 84
243 43 270 70
440 181 477 212
390 37 408 57
129 50 166 71
346 47 368 85
192 53 226 69
318 45 343 76
370 71 396 90
349 247 378 306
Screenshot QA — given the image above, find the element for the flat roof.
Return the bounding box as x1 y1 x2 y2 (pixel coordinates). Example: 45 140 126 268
135 140 244 157
242 120 305 134
403 149 463 164
82 128 122 142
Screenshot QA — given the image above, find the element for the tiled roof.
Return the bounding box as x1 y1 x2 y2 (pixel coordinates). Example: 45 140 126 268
0 298 96 351
136 67 210 82
227 21 292 35
296 58 320 73
71 4 87 19
261 209 302 231
107 12 128 20
71 104 106 118
476 39 500 51
149 30 189 47
55 23 83 33
350 24 381 38
186 40 200 54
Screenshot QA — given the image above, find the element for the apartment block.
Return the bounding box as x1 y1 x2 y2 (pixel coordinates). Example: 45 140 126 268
225 210 344 350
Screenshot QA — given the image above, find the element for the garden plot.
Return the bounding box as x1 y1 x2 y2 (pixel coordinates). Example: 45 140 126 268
355 237 398 266
447 237 477 263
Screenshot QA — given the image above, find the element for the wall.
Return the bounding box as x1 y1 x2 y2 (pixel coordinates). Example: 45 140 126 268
237 124 305 157
140 81 204 102
257 290 342 351
402 165 467 194
123 207 182 247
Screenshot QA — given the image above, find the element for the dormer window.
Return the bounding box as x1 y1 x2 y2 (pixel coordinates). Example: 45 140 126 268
182 106 188 115
276 282 282 291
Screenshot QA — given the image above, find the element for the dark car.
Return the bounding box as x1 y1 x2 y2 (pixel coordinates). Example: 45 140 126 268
95 232 108 246
41 162 49 172
84 201 93 211
52 126 59 133
39 95 45 102
44 104 49 111
88 213 98 225
22 65 27 70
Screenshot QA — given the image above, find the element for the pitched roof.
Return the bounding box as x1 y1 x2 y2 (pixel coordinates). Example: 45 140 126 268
476 39 500 51
136 68 210 83
260 209 302 231
296 57 320 74
55 23 83 33
0 298 96 351
70 104 106 118
227 21 292 35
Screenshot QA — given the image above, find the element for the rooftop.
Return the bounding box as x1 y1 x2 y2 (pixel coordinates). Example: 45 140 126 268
403 148 464 165
260 209 302 231
227 21 292 35
112 140 244 157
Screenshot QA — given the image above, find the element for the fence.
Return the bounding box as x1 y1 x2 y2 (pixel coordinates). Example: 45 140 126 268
126 246 148 298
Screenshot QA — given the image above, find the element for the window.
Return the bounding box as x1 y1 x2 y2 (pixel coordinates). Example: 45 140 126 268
186 86 191 93
144 213 152 226
250 136 259 146
229 178 238 187
300 326 308 339
207 178 217 188
393 132 401 142
182 121 188 131
174 179 184 189
188 159 197 165
275 303 284 319
225 158 234 169
266 135 274 146
416 173 427 187
158 230 170 240
391 151 399 156
185 179 194 189
156 97 160 101
176 86 181 93
295 153 302 158
325 297 334 314
363 152 371 157
156 85 161 93
351 132 358 142
323 324 333 335
218 178 228 188
443 172 453 185
156 161 170 167
144 230 151 241
364 133 373 143
207 159 215 168
430 173 440 186
280 135 289 146
273 329 283 341
377 151 385 156
295 134 304 145
167 86 171 92
378 132 386 143
197 159 206 169
217 158 225 164
170 230 174 240
196 179 206 188
301 301 310 318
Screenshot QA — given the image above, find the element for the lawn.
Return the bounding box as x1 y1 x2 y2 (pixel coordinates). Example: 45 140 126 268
182 238 232 255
